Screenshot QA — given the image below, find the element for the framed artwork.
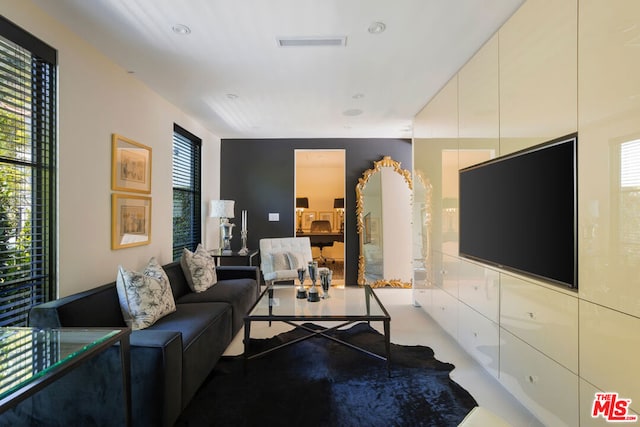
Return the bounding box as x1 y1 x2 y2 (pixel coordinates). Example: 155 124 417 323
301 211 317 230
112 194 152 249
318 211 335 230
112 134 152 193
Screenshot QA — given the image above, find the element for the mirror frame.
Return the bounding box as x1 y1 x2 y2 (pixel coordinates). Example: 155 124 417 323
356 156 413 288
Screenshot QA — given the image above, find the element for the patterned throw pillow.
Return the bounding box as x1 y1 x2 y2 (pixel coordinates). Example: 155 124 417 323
116 257 177 330
180 243 217 292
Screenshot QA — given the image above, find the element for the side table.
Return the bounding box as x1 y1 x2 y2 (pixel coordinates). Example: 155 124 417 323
0 327 131 425
209 248 259 266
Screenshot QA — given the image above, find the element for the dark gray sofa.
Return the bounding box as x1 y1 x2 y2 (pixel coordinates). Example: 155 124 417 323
10 262 260 427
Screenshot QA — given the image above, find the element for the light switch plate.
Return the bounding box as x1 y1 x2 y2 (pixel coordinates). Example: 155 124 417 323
268 213 279 221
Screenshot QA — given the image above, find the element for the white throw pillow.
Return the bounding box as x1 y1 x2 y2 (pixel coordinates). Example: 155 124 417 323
116 257 177 330
285 252 306 270
270 252 290 271
180 243 217 292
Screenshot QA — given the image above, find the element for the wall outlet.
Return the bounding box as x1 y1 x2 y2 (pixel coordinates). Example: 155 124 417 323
268 213 279 221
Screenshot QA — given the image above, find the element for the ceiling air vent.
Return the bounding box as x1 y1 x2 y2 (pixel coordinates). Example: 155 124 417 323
276 36 347 47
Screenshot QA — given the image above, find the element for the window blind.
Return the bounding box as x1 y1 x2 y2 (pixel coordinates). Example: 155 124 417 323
0 17 56 326
172 125 201 260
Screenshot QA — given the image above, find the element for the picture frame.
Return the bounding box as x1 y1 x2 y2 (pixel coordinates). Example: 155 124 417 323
318 211 335 231
301 211 317 230
112 194 152 249
111 134 152 193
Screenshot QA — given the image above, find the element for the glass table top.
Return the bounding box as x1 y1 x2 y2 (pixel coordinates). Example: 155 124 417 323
0 328 121 400
247 285 389 320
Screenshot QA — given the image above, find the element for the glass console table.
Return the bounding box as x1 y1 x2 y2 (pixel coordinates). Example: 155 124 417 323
0 327 131 425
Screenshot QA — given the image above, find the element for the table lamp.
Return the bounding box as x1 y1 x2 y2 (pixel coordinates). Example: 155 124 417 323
296 197 309 233
209 200 235 254
334 198 344 233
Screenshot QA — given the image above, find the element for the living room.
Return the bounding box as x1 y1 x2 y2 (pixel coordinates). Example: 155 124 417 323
1 0 640 426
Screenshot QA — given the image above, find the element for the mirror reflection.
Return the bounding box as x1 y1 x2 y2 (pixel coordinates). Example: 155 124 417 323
357 156 413 288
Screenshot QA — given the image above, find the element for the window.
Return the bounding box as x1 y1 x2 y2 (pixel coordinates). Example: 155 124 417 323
0 18 56 326
172 124 201 260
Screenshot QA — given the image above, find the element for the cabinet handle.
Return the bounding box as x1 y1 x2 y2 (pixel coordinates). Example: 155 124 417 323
473 285 479 291
440 270 447 276
527 375 538 384
526 311 535 319
473 331 478 338
440 306 446 311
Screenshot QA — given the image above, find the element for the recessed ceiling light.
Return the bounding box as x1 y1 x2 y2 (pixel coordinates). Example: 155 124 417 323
172 24 191 35
368 22 386 35
343 109 363 117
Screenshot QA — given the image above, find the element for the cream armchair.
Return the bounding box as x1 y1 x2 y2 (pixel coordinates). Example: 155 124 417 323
259 237 329 286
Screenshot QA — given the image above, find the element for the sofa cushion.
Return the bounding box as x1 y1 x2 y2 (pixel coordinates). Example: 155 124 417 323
176 278 257 334
180 244 217 293
147 302 231 350
116 257 177 330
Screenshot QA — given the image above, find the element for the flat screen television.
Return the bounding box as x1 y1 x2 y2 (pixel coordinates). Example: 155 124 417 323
458 133 577 289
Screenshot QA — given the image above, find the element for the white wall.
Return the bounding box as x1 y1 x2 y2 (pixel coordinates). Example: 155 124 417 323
1 0 222 296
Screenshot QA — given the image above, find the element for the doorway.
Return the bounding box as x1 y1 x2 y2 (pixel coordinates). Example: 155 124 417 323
295 149 346 282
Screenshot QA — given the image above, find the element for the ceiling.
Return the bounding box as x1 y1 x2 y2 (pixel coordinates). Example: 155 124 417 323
32 0 524 139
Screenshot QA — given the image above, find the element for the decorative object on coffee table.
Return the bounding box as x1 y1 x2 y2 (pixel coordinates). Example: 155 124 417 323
307 261 320 302
296 267 307 299
320 269 332 298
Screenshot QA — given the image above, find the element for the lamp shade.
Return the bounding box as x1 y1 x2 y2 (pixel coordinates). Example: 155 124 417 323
209 200 235 218
296 197 309 209
333 198 344 209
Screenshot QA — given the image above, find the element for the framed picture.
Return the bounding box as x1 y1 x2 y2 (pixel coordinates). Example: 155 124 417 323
318 211 335 230
112 134 152 193
301 211 317 230
112 194 151 249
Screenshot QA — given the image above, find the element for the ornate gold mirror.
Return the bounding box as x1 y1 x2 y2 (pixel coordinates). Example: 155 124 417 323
356 156 413 288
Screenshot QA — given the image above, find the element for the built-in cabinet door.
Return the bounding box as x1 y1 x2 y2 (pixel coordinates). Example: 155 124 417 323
458 260 499 324
458 302 499 378
430 286 458 340
440 254 458 298
500 274 579 373
500 329 579 427
580 300 640 414
579 379 640 426
498 0 577 155
578 0 640 319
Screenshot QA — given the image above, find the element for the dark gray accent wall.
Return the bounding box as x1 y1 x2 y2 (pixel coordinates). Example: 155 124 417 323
220 138 412 285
